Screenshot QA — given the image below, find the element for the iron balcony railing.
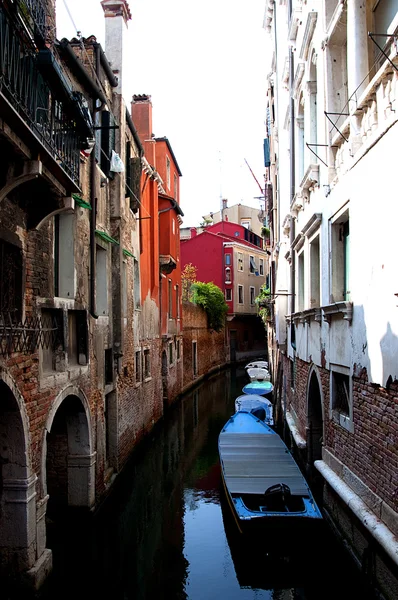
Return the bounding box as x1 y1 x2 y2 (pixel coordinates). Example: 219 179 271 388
0 5 86 185
18 0 47 44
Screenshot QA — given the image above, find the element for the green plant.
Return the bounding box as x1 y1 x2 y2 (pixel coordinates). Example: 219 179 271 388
255 286 271 322
191 281 228 332
261 225 270 238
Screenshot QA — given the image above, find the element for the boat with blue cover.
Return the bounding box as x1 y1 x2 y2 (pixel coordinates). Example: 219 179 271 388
242 380 274 396
234 394 274 426
218 411 322 534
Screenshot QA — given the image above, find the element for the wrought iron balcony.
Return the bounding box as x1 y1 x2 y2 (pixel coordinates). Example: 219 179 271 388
0 5 92 187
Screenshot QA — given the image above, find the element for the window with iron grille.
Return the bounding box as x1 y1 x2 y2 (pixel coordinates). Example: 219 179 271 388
0 238 23 316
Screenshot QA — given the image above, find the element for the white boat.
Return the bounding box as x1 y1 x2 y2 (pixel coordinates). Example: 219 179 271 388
247 367 270 382
245 360 268 370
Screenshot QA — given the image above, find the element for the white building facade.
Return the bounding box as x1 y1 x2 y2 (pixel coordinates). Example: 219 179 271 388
264 1 398 597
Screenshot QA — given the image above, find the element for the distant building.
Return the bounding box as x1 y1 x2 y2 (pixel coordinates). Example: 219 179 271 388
181 221 268 361
181 199 267 241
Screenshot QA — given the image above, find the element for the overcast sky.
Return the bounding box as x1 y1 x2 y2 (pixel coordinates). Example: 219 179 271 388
56 0 268 226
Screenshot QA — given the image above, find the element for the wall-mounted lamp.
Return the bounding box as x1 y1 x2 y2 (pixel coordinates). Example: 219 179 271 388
323 184 331 197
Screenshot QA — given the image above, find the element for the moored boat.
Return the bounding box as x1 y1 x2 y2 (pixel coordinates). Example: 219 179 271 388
245 360 268 370
234 394 274 426
218 411 322 534
242 380 274 396
246 367 270 381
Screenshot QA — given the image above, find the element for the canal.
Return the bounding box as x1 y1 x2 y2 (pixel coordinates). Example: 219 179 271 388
24 367 378 599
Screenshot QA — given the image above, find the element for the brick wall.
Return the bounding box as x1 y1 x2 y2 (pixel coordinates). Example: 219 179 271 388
182 302 229 389
278 353 398 514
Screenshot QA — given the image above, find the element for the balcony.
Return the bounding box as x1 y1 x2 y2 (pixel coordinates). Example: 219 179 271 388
0 5 93 190
331 49 398 181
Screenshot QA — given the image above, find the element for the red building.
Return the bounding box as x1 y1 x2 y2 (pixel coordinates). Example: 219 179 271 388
181 222 268 361
132 95 183 407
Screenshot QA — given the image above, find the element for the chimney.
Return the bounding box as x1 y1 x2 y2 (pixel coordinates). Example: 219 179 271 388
101 1 132 96
190 227 197 238
222 198 228 209
132 94 155 164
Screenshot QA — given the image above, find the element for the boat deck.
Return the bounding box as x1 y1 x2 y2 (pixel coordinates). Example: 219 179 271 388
219 431 309 497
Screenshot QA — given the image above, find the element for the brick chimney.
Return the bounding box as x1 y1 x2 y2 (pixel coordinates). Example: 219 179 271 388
190 227 197 238
101 1 132 96
132 94 155 164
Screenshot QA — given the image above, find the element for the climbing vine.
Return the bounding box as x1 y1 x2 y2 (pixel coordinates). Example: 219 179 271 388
191 281 228 332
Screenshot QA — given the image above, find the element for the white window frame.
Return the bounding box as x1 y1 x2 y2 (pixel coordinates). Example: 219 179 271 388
225 288 232 301
237 252 243 272
329 364 353 432
250 286 255 305
238 284 244 304
259 258 264 276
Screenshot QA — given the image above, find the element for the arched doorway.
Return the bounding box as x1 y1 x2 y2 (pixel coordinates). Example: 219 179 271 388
45 393 94 522
307 369 324 467
0 380 35 575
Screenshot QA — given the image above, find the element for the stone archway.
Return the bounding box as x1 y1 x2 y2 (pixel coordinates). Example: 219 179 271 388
307 367 324 466
43 388 95 520
0 379 36 576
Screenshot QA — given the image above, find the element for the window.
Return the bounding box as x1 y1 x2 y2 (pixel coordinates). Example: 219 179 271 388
330 367 353 431
249 255 257 274
166 156 171 189
168 279 173 317
174 173 178 201
310 236 320 307
144 349 151 378
55 214 75 299
192 341 198 376
0 238 23 315
372 0 398 68
225 254 231 266
290 358 296 390
225 267 231 282
298 251 305 311
172 218 175 235
96 245 108 315
296 93 305 184
169 341 173 365
238 285 244 304
133 258 141 309
68 310 88 366
176 284 180 319
241 219 251 229
122 260 127 318
105 348 113 384
95 110 116 179
225 288 232 301
237 252 243 271
176 339 181 360
259 259 264 276
250 286 255 305
330 210 350 302
135 351 141 382
41 308 64 373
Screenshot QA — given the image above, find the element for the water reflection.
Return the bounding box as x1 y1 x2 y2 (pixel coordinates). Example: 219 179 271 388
26 367 377 599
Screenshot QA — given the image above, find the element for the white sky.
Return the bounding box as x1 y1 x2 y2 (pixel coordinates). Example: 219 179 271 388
56 0 268 226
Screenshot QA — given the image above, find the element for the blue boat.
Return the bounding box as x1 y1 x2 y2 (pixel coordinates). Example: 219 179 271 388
242 380 274 396
218 411 322 534
234 394 274 426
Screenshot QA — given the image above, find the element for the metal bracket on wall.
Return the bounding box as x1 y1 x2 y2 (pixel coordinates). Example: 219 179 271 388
368 32 398 73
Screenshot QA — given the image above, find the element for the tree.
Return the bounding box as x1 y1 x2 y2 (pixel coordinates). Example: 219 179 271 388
181 263 197 301
191 281 228 332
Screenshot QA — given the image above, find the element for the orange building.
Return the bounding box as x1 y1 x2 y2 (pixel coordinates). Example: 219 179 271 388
132 96 184 408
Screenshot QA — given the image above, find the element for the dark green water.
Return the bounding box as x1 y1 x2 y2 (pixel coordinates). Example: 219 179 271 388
17 367 378 599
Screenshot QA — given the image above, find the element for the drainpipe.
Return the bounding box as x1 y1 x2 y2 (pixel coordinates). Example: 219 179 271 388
289 43 296 318
89 47 106 319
